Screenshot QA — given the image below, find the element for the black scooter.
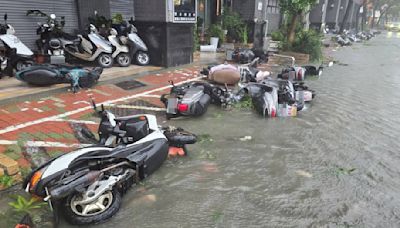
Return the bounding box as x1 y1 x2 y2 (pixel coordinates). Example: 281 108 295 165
161 81 232 119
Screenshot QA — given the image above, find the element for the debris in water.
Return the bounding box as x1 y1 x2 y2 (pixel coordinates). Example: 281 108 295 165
295 170 313 178
334 167 357 176
239 136 252 141
143 194 157 202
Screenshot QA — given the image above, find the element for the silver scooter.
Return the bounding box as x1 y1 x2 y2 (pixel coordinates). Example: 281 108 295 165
123 23 150 65
0 14 33 73
108 28 131 67
61 24 114 68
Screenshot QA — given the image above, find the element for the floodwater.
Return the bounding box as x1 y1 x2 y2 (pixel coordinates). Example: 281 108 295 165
61 33 400 227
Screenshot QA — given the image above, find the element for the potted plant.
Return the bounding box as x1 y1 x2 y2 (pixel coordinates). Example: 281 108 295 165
208 24 224 47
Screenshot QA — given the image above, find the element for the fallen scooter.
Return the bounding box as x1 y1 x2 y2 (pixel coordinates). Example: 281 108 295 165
22 101 197 225
237 78 315 117
161 81 233 119
16 64 103 93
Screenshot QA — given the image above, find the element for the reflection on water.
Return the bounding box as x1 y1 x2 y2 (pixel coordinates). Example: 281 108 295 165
61 34 400 227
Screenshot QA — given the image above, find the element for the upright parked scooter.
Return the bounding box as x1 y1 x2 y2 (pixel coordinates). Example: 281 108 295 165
34 13 67 64
122 21 150 65
108 28 131 67
0 14 33 73
62 24 114 68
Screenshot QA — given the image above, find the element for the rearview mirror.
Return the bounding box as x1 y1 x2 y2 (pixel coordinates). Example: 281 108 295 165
60 16 65 27
4 14 7 22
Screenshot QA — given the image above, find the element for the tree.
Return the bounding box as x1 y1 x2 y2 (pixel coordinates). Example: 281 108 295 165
279 0 318 45
373 0 400 28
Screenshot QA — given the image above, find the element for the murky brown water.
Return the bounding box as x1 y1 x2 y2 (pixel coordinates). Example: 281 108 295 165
5 33 400 228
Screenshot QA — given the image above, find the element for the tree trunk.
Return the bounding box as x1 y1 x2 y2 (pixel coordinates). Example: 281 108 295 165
361 2 367 31
371 6 377 28
339 0 353 33
288 13 299 45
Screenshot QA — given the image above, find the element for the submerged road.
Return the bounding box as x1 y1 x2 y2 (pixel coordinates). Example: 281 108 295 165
62 32 400 227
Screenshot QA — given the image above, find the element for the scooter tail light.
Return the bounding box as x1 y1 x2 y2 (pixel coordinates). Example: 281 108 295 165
297 69 303 80
271 108 277 117
177 103 189 112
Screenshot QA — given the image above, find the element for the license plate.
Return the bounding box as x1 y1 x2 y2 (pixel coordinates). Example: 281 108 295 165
167 98 178 114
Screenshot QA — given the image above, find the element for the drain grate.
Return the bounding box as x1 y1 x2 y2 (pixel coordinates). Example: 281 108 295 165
115 80 146 90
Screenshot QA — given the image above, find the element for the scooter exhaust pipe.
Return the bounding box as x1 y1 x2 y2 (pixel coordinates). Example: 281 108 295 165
49 171 101 200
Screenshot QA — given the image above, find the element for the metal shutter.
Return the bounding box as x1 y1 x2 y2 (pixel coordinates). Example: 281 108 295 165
0 0 78 50
110 0 135 21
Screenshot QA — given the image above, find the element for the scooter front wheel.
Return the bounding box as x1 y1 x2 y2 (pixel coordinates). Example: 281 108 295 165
97 53 114 68
116 53 131 67
135 51 150 66
63 188 122 225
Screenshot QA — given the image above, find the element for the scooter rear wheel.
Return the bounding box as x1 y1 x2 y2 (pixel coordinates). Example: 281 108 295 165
116 53 131 67
97 53 114 68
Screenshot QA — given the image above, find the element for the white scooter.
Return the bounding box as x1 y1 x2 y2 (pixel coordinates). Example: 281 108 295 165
61 24 114 68
0 14 33 73
108 28 131 67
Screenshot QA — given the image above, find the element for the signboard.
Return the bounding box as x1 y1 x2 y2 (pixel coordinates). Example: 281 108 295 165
173 0 197 23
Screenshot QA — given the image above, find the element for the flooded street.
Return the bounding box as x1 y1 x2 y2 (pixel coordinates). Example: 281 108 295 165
56 33 400 227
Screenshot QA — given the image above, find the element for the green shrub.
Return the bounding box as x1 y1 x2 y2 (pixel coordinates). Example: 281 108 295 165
271 30 285 41
8 195 47 214
238 24 249 44
208 24 225 44
0 175 13 187
221 7 245 42
291 29 323 61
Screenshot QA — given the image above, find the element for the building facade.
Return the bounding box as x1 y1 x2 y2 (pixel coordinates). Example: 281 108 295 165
310 0 362 31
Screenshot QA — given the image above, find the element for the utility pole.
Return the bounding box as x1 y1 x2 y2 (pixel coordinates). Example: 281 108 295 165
321 0 329 32
335 0 343 30
349 1 355 29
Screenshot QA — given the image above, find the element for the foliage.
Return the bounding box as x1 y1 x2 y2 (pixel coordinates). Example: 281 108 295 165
88 14 112 29
221 7 245 41
8 195 47 214
271 30 285 41
233 95 253 110
208 24 225 44
279 0 318 44
112 13 123 24
279 0 318 15
290 29 323 61
238 24 249 44
0 175 14 187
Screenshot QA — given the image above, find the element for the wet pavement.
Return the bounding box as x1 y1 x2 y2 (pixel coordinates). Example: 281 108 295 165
57 33 400 227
